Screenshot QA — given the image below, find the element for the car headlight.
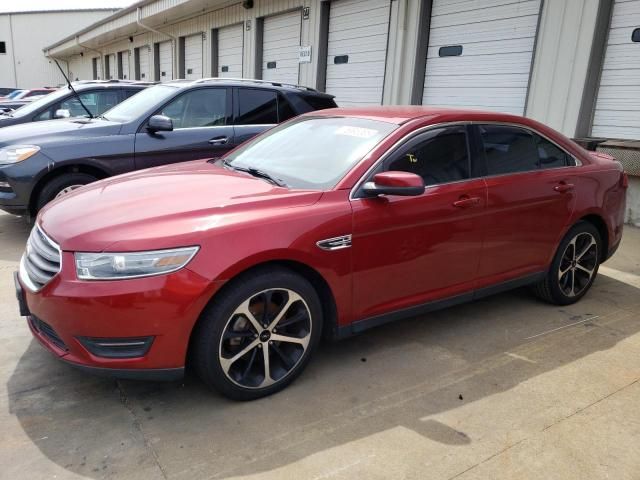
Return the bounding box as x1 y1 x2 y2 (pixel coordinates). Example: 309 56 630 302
75 246 199 280
0 145 40 165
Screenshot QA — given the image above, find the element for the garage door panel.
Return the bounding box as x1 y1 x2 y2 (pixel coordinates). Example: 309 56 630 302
422 0 540 114
159 41 173 80
591 0 640 139
184 34 203 80
325 0 390 106
429 18 538 45
427 38 534 58
431 2 539 28
218 24 243 78
432 0 537 16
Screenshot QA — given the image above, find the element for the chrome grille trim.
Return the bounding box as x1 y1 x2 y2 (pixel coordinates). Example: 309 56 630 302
19 225 62 292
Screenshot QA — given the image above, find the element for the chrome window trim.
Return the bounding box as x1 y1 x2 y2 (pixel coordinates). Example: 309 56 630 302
349 120 583 201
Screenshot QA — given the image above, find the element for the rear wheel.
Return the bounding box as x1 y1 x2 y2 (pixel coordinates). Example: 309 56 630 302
193 267 322 400
533 221 601 305
36 172 98 211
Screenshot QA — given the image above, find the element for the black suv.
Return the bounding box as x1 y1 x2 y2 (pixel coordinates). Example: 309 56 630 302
0 80 152 128
0 79 337 216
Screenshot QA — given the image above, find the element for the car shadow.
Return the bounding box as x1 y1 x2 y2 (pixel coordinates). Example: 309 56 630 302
6 269 640 479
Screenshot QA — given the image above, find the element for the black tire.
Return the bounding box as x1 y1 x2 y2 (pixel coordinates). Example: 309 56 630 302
36 172 98 211
193 267 323 401
533 221 602 305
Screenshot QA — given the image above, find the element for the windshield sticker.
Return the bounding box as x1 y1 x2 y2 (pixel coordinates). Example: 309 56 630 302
335 126 378 139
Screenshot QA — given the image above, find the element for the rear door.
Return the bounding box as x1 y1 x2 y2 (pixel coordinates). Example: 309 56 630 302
232 87 280 146
474 124 577 286
134 87 233 169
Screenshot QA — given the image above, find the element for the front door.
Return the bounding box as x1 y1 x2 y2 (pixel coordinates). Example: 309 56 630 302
134 87 233 169
474 124 577 286
351 125 487 320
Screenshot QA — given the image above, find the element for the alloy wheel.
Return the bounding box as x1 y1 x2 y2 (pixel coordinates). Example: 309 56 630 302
557 232 598 297
218 288 312 389
55 185 83 199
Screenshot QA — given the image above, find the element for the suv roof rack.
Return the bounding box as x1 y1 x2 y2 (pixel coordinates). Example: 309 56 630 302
73 79 156 86
192 77 318 93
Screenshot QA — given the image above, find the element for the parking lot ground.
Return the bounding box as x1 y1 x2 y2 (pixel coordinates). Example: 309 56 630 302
1 211 639 480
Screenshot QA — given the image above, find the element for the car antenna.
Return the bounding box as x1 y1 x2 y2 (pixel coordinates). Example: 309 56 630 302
53 59 94 119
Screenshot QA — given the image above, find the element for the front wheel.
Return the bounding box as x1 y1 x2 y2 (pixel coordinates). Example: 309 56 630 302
193 267 322 400
36 172 98 211
533 221 602 305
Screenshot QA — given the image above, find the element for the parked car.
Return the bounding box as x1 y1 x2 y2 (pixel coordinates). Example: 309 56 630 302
0 80 151 129
15 106 627 400
0 88 56 110
0 78 337 216
0 88 22 98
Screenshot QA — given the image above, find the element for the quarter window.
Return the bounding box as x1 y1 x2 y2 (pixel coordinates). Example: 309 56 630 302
160 88 227 129
386 126 470 186
236 89 278 125
535 134 570 168
480 125 538 175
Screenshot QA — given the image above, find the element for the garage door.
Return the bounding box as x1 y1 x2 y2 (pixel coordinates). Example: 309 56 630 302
184 33 203 80
159 41 173 80
137 47 150 80
422 0 541 115
119 51 130 80
262 10 301 84
218 23 244 78
591 0 640 139
325 0 391 106
106 54 116 79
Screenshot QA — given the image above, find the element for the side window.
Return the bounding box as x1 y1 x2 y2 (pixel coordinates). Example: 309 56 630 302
277 94 296 122
60 92 99 117
480 125 538 175
34 108 54 121
534 134 570 168
160 89 228 129
386 126 470 186
236 89 278 125
122 89 142 100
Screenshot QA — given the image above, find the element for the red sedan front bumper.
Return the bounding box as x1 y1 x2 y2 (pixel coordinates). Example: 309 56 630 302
16 251 221 381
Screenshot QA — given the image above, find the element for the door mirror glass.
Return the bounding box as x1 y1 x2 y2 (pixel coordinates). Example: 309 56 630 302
54 109 70 119
362 171 425 197
147 114 173 132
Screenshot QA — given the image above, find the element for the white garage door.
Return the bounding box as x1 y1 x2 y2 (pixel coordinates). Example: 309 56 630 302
218 23 244 78
184 33 203 80
138 47 150 80
119 51 130 80
326 0 391 106
262 10 301 84
422 0 541 115
106 54 116 79
592 0 640 139
159 41 173 81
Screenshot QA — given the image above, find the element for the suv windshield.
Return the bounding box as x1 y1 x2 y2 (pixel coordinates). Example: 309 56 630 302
102 84 178 122
226 117 397 190
7 88 65 117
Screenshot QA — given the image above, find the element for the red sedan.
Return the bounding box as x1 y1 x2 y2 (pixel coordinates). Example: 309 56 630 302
16 107 627 400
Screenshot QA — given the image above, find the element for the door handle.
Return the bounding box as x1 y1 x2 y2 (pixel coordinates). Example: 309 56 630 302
209 136 228 145
554 182 574 193
452 196 481 208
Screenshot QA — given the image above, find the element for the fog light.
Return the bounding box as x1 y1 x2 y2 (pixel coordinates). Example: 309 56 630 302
77 336 154 358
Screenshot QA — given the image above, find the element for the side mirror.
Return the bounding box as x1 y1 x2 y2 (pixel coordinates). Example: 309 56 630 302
362 171 425 197
54 109 70 119
147 115 173 133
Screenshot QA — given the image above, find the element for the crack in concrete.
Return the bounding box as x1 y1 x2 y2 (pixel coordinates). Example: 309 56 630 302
116 380 168 480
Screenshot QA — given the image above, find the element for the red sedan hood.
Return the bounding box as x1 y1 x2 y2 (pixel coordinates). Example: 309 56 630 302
38 160 322 252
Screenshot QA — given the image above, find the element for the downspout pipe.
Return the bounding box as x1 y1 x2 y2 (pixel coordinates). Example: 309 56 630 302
136 7 178 79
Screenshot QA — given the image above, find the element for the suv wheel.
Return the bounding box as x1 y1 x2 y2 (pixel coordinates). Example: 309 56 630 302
193 267 322 400
36 173 98 211
533 221 602 305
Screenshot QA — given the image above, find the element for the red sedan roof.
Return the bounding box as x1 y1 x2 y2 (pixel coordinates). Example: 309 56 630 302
310 105 531 126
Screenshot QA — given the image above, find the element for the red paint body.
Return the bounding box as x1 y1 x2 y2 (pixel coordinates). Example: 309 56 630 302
21 107 627 374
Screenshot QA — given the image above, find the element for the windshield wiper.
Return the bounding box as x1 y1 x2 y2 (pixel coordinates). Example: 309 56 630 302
54 59 94 119
223 160 287 187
